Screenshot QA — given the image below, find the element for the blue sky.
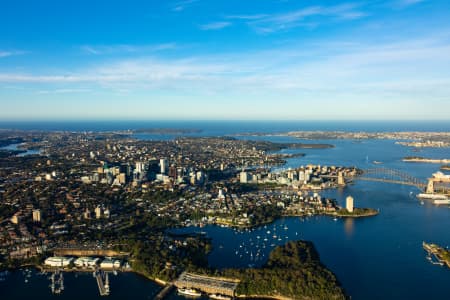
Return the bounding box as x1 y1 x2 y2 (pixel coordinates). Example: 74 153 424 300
1 0 450 120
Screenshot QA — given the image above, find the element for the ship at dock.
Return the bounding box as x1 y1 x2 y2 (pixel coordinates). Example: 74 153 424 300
177 288 202 298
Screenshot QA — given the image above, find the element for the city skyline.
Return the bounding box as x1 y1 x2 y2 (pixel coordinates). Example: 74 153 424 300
1 0 450 120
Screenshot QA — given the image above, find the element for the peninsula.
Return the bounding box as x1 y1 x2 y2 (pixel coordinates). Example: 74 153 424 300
403 157 450 164
423 242 450 268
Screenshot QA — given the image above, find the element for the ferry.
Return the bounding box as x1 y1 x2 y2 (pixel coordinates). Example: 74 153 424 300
417 193 448 200
209 293 233 300
178 288 202 297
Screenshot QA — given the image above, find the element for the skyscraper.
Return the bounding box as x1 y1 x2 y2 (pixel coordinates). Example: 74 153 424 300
346 196 354 213
160 158 168 174
32 209 41 223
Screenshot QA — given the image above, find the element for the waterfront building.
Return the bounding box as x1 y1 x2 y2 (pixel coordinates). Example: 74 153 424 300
338 171 345 186
74 257 100 268
240 171 249 183
346 196 354 213
100 258 121 269
44 256 74 267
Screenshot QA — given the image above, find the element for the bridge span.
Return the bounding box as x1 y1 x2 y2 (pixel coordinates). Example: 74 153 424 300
351 168 427 189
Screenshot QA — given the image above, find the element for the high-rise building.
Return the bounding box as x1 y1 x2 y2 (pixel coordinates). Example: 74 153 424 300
218 188 225 199
346 196 354 213
95 206 103 219
135 161 145 174
196 171 204 183
168 166 177 178
160 158 168 174
338 171 345 186
84 208 92 219
32 209 41 223
240 171 249 183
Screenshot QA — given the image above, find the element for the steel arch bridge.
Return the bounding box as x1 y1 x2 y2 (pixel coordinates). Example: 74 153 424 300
349 168 427 188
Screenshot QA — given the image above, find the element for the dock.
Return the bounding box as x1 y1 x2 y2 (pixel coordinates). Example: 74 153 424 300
154 283 174 300
94 268 110 296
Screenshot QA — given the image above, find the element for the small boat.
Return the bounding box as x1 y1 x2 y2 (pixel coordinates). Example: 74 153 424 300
178 288 202 297
209 294 232 300
333 217 338 221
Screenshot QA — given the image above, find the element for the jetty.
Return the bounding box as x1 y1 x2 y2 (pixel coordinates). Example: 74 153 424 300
94 267 110 296
154 283 175 300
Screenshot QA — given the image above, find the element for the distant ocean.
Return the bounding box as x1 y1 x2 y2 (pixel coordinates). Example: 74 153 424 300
0 120 449 133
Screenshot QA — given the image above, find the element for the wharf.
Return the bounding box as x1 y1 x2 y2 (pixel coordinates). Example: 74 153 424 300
154 283 174 300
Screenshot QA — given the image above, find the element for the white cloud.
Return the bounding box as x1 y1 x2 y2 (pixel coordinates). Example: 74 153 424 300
247 3 367 33
199 21 232 30
395 0 425 7
225 14 268 20
36 88 91 94
80 43 176 55
1 35 450 106
172 0 199 12
0 50 27 58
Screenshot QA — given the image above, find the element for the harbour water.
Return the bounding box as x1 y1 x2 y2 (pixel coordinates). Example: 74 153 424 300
0 121 449 299
0 143 41 156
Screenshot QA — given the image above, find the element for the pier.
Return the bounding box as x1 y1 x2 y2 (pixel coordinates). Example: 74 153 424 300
94 268 110 296
154 283 175 300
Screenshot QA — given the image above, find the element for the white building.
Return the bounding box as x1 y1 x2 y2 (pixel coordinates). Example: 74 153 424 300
95 206 103 219
100 258 121 269
74 257 100 268
135 161 146 174
44 257 74 267
160 158 168 174
240 171 249 184
346 196 354 213
32 209 41 223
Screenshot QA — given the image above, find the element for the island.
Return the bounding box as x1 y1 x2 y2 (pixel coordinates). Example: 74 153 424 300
332 208 379 218
423 242 450 268
402 156 450 164
441 165 450 171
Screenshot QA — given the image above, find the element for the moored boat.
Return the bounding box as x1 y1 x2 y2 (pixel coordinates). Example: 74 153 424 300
178 288 202 297
209 293 232 300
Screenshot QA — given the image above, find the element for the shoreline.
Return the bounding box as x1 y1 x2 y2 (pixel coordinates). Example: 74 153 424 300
1 263 326 300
